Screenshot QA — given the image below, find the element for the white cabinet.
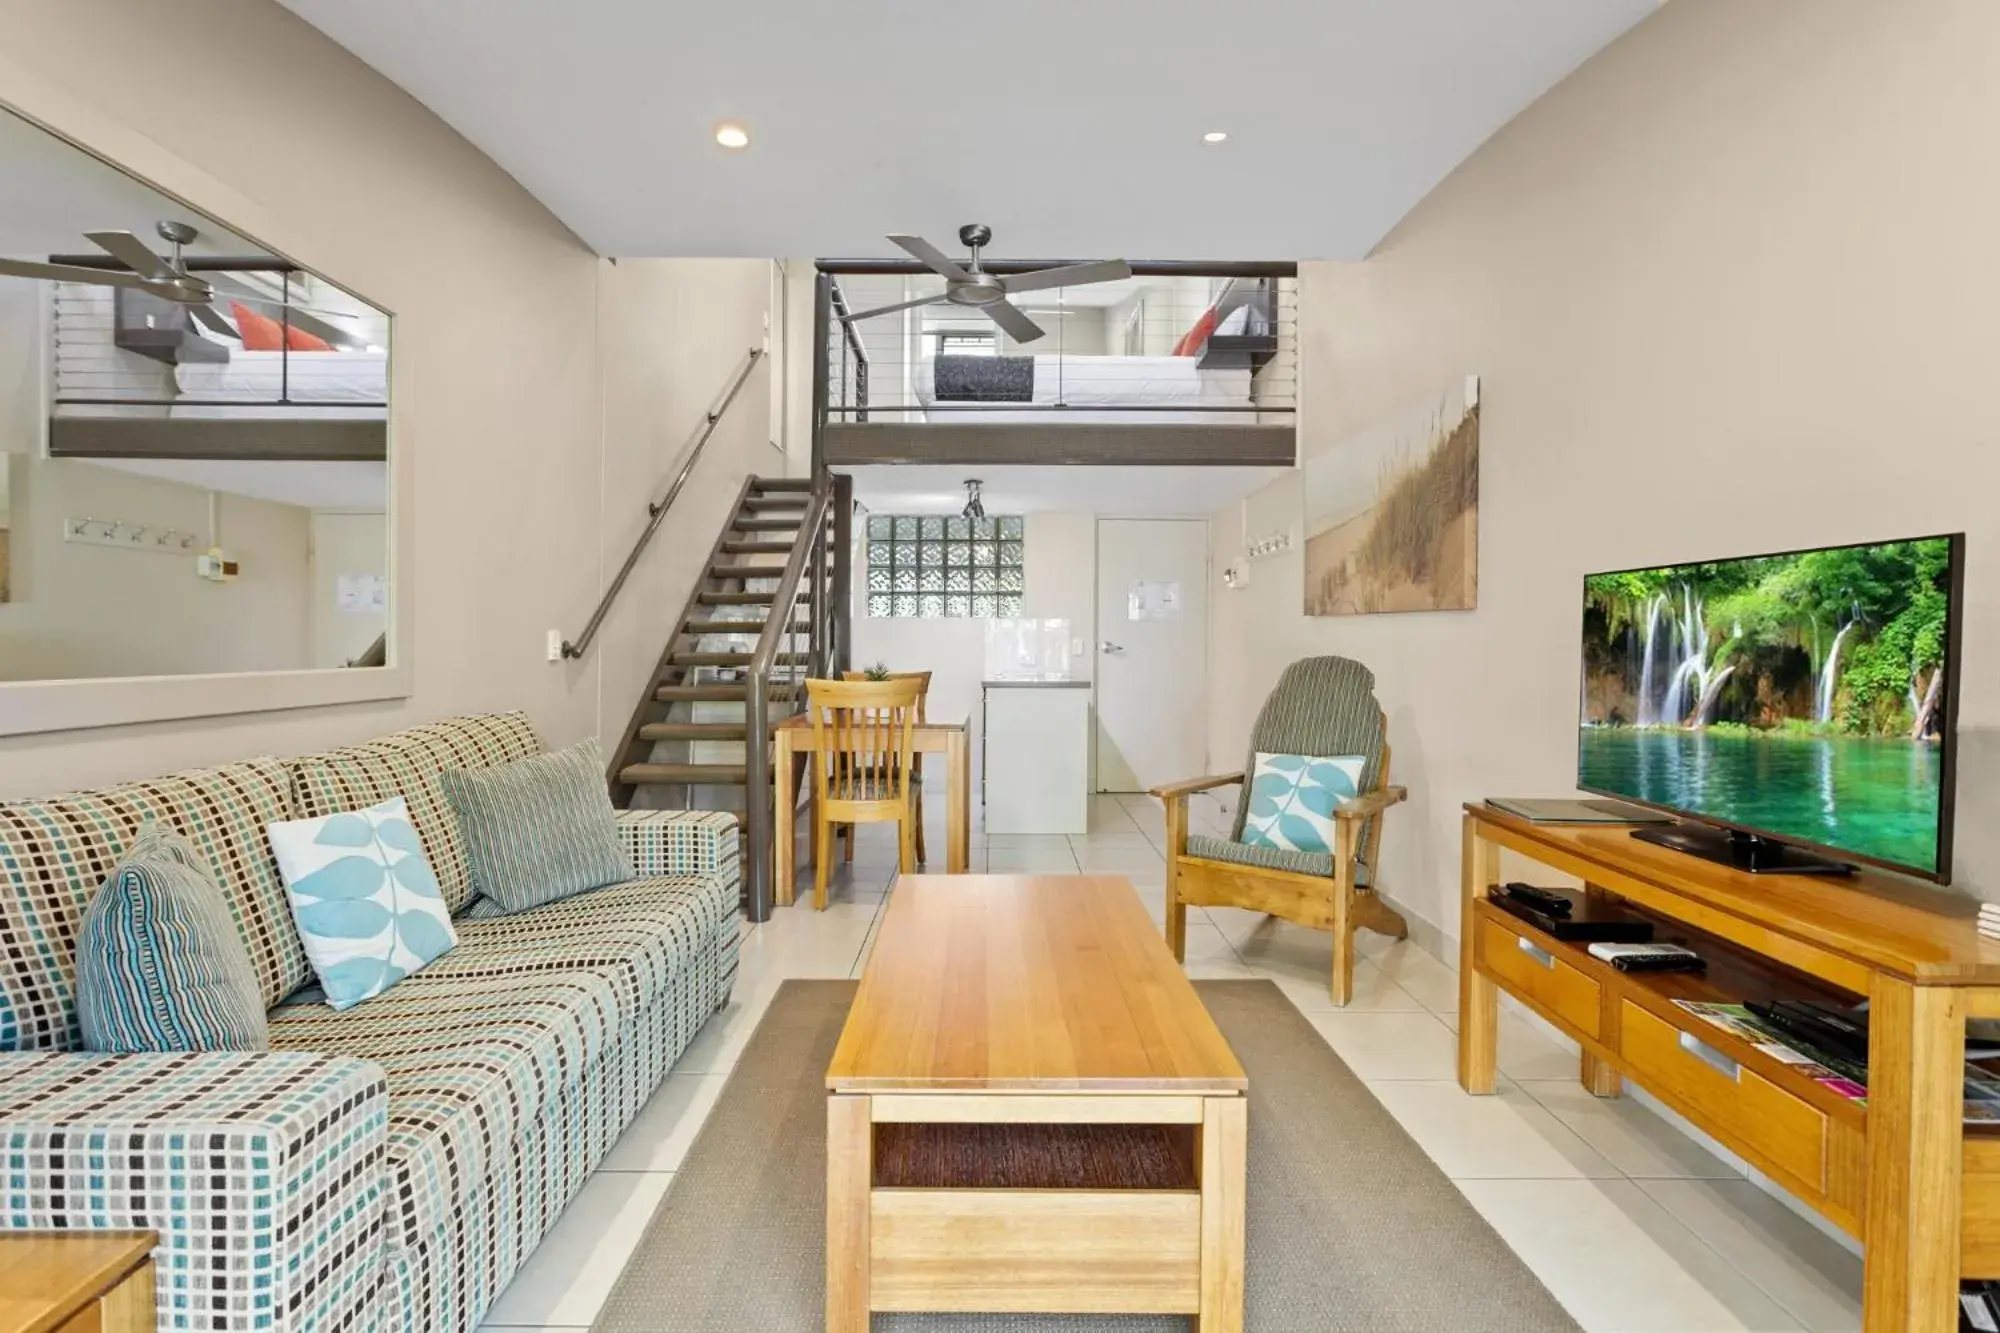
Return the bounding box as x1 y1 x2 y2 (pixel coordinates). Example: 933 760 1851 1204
982 682 1090 836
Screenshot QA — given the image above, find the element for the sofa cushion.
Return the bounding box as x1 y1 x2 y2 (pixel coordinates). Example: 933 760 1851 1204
77 823 271 1052
439 739 634 914
269 797 459 1010
0 757 307 1051
289 712 542 915
267 872 733 1247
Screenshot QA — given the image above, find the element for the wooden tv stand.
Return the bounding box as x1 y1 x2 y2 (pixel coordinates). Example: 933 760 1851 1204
1457 803 2000 1333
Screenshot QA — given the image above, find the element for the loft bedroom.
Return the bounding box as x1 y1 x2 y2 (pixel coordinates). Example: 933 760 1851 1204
813 228 1295 469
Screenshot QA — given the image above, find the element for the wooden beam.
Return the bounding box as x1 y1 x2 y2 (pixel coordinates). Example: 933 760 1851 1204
50 416 387 462
824 421 1294 467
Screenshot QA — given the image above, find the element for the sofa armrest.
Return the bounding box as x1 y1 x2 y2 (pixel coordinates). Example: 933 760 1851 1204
1334 785 1409 821
617 808 741 883
1149 772 1246 801
1 1050 388 1332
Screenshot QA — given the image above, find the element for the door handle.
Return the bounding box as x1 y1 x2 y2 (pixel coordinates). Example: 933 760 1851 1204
1100 641 1125 654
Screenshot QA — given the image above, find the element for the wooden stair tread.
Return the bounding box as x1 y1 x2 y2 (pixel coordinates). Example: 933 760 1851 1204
655 683 800 702
671 651 809 667
720 540 797 555
754 478 816 492
683 619 809 636
736 517 803 531
620 762 750 785
638 721 782 741
696 591 777 605
710 564 791 580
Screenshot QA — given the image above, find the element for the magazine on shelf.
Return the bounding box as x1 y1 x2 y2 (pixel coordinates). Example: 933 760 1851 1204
1671 1000 2000 1124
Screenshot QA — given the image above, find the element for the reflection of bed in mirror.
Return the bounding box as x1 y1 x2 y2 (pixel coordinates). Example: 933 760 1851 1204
913 354 1253 424
47 279 389 459
172 349 389 419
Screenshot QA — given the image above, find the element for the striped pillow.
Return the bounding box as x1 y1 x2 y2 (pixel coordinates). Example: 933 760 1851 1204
75 823 270 1052
439 739 634 914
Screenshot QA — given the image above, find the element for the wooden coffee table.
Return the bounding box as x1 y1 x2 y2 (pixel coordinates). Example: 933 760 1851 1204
825 874 1248 1331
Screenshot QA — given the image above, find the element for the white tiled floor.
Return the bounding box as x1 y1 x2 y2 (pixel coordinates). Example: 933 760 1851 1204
476 790 1863 1333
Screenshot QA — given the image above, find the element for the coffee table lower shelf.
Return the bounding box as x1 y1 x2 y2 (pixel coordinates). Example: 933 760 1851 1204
827 1092 1246 1330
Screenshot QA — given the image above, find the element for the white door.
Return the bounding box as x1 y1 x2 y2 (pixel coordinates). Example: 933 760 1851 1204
1094 518 1208 792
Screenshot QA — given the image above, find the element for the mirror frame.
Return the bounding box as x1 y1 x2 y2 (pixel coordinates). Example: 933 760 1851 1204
0 59 411 736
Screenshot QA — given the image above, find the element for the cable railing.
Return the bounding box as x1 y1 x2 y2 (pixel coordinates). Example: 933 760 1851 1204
820 265 1296 427
561 345 764 661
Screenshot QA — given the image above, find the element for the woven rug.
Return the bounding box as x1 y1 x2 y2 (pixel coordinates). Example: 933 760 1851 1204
593 979 1580 1332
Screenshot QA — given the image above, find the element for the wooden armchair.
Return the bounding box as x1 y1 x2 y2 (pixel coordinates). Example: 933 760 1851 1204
1152 656 1409 1005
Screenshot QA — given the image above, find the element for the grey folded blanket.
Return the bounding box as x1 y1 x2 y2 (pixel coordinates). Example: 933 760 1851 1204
934 354 1034 402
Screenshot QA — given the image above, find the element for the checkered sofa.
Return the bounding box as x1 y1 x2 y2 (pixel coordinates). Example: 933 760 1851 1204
0 713 741 1333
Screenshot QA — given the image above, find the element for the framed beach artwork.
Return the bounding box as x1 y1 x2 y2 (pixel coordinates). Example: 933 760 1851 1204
1303 376 1479 616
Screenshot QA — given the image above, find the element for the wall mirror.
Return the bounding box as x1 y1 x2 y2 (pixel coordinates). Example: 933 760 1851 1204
0 99 398 733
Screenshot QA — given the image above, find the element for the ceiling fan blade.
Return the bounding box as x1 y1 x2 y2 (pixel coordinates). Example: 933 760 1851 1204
85 230 173 280
840 294 944 323
982 299 1046 344
1001 259 1134 295
887 234 973 283
0 257 156 289
188 302 240 340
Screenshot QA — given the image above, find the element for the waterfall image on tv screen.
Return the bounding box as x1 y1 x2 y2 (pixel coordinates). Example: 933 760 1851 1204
1578 535 1959 877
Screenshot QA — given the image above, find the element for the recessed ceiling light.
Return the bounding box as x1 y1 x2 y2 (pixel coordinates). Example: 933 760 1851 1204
714 123 751 150
1202 131 1228 144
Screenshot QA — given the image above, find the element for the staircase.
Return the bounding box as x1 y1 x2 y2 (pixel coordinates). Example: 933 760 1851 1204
603 473 851 918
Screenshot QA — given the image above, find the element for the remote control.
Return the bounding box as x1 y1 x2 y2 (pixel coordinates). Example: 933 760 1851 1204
1502 883 1573 916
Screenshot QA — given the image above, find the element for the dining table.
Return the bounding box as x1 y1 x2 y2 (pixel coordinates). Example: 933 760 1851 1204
771 711 972 907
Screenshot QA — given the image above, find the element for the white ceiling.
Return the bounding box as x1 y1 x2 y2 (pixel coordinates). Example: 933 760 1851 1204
82 458 388 512
277 0 1656 260
846 464 1284 517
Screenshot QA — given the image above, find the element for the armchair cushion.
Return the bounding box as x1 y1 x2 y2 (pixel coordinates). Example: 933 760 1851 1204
1186 833 1371 884
1232 657 1387 847
1241 752 1366 855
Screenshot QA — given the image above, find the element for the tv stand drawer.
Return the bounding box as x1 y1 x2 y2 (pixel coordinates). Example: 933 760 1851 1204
1474 911 1602 1042
1620 1001 1827 1194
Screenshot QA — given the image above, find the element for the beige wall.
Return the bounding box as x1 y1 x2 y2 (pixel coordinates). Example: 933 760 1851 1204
1209 0 2000 935
0 459 312 681
0 1 778 797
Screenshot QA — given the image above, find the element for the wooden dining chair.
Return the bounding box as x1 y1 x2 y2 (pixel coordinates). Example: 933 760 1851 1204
806 677 924 910
841 670 932 865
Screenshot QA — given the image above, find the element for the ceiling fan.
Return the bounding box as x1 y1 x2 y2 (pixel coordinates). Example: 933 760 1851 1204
841 224 1132 344
0 220 361 347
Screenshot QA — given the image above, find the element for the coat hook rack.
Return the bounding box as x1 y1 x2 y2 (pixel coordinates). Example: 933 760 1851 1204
64 516 199 555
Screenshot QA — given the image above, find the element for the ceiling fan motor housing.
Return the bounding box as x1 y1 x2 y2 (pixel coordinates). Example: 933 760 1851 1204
946 279 1007 307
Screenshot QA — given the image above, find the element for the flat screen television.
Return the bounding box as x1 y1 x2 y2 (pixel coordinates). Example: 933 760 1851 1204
1577 533 1963 881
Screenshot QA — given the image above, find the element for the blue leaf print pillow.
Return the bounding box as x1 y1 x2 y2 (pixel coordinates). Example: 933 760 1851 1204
268 796 457 1009
1240 752 1367 856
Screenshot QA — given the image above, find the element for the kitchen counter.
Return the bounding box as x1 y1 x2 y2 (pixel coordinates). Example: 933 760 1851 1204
982 681 1090 834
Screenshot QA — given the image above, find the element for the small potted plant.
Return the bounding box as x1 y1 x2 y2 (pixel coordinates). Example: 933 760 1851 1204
863 662 892 681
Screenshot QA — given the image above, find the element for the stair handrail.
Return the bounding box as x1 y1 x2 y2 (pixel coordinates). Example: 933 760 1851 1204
560 345 765 660
741 478 835 920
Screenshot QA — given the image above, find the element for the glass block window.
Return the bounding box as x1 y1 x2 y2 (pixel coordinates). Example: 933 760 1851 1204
866 513 1025 618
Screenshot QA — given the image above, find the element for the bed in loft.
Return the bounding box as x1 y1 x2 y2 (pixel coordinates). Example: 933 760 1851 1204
915 354 1253 424
48 283 389 462
820 263 1297 466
